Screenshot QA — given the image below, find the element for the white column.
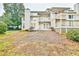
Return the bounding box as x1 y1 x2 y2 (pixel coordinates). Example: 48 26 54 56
59 19 62 34
21 18 24 30
54 17 56 28
25 8 31 30
66 20 68 33
50 12 55 28
66 27 68 33
36 17 39 30
59 13 62 34
50 12 53 27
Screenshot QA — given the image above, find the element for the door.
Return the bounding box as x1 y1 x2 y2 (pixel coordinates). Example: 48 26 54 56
39 23 50 30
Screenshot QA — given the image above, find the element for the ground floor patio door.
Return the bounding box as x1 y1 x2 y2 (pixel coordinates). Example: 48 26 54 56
39 23 50 30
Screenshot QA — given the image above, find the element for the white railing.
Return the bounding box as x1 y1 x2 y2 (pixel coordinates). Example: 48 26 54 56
39 17 50 22
55 25 79 28
55 14 66 19
31 13 39 16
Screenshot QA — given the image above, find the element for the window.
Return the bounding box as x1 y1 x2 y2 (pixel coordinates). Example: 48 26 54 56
68 15 73 19
69 21 73 26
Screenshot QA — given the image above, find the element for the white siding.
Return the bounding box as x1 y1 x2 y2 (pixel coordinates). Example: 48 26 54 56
31 13 38 16
22 9 31 30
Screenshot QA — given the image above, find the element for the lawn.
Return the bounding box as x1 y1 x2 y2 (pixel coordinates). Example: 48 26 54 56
0 31 18 39
0 31 18 56
0 30 30 56
0 31 79 56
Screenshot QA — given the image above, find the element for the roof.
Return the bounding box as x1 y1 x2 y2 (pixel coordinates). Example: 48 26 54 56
31 11 48 13
51 7 70 9
31 11 49 15
64 9 76 14
31 11 49 17
46 7 70 13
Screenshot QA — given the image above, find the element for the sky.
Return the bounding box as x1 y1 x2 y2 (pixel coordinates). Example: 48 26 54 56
0 3 76 16
26 3 75 11
0 4 4 16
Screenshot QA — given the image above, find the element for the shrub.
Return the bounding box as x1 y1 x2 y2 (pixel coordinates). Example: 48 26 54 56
66 30 79 41
0 22 7 34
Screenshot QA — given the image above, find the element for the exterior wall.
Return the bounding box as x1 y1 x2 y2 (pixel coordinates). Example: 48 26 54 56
31 13 38 16
31 16 51 30
22 9 31 30
39 22 51 30
74 3 79 14
55 19 79 28
30 17 39 30
50 12 56 27
55 19 79 33
21 18 25 30
75 14 79 20
21 3 79 33
39 16 50 21
66 13 76 20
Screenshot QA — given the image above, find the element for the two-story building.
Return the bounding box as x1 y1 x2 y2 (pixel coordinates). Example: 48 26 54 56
21 3 79 33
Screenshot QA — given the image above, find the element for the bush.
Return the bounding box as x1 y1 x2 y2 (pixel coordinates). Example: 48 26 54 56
66 30 79 41
0 22 7 34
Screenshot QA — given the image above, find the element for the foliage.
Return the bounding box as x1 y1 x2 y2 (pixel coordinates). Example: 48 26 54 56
66 30 79 41
0 13 13 26
0 22 7 34
0 31 16 39
3 3 25 29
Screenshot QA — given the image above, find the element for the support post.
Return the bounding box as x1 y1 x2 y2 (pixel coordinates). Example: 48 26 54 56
60 19 62 34
66 27 68 33
59 13 62 34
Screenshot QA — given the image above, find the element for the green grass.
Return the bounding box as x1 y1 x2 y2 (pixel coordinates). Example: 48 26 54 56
0 39 14 50
0 30 18 55
0 31 17 39
0 39 16 56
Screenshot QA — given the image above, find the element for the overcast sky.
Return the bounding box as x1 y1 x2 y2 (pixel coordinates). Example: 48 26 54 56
26 3 75 11
0 4 4 16
0 3 76 16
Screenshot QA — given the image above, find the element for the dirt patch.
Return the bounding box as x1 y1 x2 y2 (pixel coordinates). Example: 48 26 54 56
1 31 79 56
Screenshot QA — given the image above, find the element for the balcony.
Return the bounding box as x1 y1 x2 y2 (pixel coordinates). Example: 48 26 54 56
39 17 50 22
30 13 39 17
39 20 51 22
55 14 66 19
55 24 79 28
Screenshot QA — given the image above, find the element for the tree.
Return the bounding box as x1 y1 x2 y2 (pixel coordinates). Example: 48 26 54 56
0 13 13 26
0 21 7 33
3 3 25 29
